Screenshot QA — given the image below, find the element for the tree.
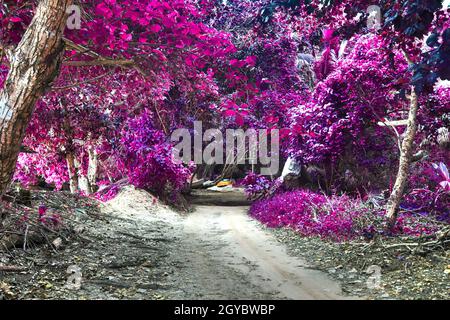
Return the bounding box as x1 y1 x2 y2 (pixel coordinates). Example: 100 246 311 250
382 1 449 225
1 0 447 217
2 1 249 197
0 0 72 196
258 0 449 224
287 34 411 193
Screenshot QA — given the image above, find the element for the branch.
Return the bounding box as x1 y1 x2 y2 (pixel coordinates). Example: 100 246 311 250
63 59 135 67
63 58 147 77
377 119 408 127
402 50 414 65
0 265 28 272
63 37 102 59
19 145 36 154
62 38 142 71
52 70 115 90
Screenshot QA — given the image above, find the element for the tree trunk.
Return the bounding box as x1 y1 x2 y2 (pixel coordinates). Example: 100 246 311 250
386 88 419 226
78 175 91 194
66 153 79 193
87 145 98 191
0 0 72 196
74 156 91 194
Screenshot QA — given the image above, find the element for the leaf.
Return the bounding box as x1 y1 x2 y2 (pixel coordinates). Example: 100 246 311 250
439 181 450 192
224 110 236 117
9 17 22 23
443 28 450 45
149 24 162 33
244 56 257 67
235 114 244 126
439 162 449 180
426 33 439 47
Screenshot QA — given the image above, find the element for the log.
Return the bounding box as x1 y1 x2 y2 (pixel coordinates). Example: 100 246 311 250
0 265 28 272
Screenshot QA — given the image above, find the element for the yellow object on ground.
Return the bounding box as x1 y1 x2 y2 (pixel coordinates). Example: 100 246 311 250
216 180 232 187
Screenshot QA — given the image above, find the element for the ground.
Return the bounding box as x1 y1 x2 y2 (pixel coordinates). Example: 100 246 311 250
0 187 448 300
272 229 449 299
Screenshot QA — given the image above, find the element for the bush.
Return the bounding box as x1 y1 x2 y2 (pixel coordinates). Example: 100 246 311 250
116 110 193 197
249 189 442 241
249 190 371 241
241 172 283 200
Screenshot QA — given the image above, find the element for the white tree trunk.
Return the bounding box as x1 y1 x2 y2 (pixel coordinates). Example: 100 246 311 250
87 146 98 191
66 152 79 193
386 88 419 226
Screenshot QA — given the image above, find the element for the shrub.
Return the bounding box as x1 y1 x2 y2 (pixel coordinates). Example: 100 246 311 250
249 189 442 241
241 172 283 200
249 190 370 241
116 110 194 197
401 162 450 223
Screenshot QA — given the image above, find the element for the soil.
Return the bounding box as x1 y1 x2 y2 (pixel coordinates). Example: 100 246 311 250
270 229 449 300
0 187 353 300
0 187 448 300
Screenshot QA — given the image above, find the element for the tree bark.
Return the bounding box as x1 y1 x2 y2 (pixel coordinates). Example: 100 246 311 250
0 0 72 196
66 152 79 193
386 88 419 226
87 145 98 192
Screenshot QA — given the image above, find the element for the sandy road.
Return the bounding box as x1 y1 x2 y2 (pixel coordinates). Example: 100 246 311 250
7 187 353 300
178 205 353 300
74 187 357 299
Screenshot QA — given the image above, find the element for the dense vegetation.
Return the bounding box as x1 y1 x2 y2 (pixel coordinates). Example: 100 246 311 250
0 0 449 240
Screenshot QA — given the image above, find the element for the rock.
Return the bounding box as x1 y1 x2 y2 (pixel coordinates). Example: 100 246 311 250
74 225 85 234
52 238 62 249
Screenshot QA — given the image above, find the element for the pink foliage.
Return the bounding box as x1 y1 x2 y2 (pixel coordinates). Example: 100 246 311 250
249 190 369 241
250 189 441 241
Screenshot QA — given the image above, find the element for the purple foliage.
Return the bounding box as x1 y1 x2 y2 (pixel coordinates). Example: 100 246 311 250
249 190 369 241
94 184 121 202
287 35 408 172
250 189 442 241
242 172 283 200
401 161 450 223
116 111 193 196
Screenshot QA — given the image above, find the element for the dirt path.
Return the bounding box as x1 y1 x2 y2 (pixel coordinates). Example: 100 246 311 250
1 187 355 300
178 205 351 299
